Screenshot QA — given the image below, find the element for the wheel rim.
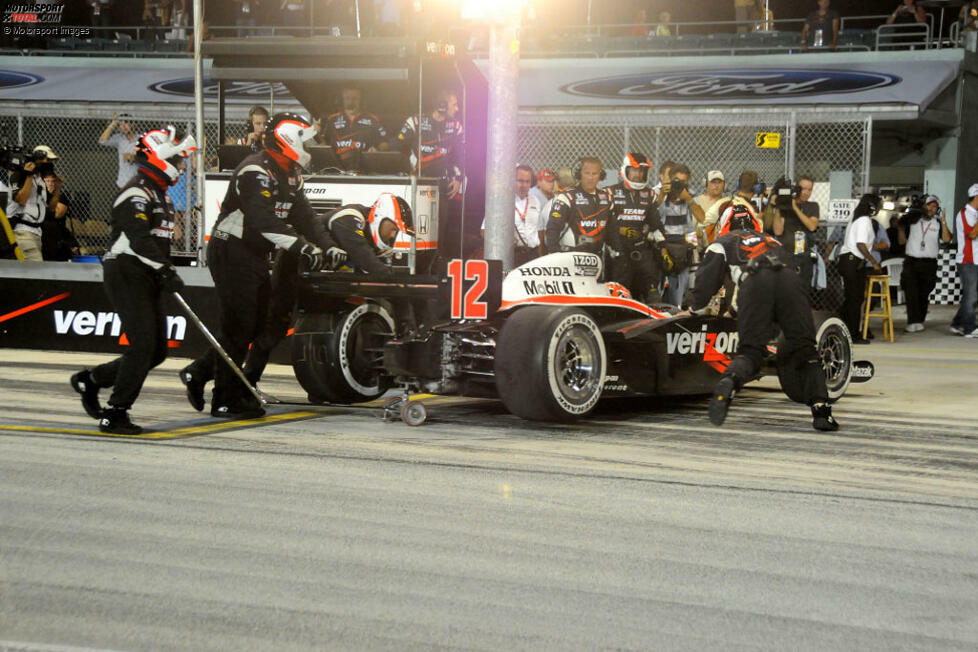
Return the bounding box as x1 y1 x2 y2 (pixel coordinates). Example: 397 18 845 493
554 325 601 403
819 326 850 390
346 313 391 389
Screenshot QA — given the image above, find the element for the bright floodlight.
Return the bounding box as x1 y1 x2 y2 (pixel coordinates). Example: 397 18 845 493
460 0 524 21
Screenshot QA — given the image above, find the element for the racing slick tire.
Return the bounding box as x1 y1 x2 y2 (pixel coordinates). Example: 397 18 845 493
494 307 606 422
290 303 395 404
777 315 853 403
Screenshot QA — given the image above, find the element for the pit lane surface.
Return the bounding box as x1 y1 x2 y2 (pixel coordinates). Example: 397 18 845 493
2 317 977 650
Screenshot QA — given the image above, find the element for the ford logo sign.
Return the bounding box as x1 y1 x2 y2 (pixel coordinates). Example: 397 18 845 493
150 78 295 99
561 69 900 100
0 70 43 90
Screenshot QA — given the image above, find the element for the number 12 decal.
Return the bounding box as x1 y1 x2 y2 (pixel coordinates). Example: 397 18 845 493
448 259 489 320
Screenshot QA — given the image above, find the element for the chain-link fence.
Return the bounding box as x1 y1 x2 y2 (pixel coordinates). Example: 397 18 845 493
516 110 871 310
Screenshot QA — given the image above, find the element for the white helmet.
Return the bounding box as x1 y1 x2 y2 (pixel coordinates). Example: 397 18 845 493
367 193 415 252
619 152 651 191
135 126 197 185
264 112 317 170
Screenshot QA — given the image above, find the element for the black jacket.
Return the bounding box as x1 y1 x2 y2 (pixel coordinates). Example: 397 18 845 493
103 170 173 270
545 185 612 252
606 183 664 252
690 229 788 313
210 151 334 256
324 204 392 276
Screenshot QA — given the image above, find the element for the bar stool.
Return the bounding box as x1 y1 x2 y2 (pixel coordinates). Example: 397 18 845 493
863 274 894 342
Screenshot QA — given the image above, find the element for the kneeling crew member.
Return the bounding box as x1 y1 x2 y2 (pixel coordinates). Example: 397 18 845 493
546 157 611 254
70 127 197 434
325 193 415 275
689 207 839 432
606 152 665 303
193 112 345 419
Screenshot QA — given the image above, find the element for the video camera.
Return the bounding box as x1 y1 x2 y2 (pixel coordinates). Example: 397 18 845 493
666 176 686 202
770 177 800 212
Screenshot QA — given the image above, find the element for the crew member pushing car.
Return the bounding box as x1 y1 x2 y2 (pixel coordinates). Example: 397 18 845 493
688 208 839 432
70 126 197 435
188 112 346 419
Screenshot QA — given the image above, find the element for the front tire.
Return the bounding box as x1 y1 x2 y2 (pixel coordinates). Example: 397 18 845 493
291 303 395 404
494 307 606 421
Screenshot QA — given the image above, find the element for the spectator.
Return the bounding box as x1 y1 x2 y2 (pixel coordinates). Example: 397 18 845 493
482 165 543 266
40 172 79 261
652 12 672 37
751 0 774 31
317 0 354 36
324 86 388 170
658 163 705 306
530 168 557 251
885 215 904 258
773 175 820 288
961 1 978 31
281 0 310 36
898 195 951 332
802 0 839 51
695 170 726 214
229 0 261 36
5 146 64 262
704 170 761 242
88 0 113 29
734 0 755 33
837 194 884 344
653 160 675 205
99 112 139 190
950 184 978 337
886 0 927 25
629 9 648 37
142 0 170 42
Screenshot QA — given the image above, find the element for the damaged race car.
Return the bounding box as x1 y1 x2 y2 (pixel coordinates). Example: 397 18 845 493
290 251 873 423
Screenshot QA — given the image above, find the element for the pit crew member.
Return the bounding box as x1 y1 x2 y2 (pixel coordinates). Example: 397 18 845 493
605 153 666 303
545 157 612 254
187 112 345 419
70 126 196 435
687 209 839 432
326 193 415 276
324 85 388 170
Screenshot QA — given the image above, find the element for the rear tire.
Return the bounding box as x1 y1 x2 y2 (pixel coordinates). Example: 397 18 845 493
291 303 395 404
494 307 606 421
777 315 852 403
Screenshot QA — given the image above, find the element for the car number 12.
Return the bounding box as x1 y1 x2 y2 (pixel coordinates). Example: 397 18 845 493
447 259 488 320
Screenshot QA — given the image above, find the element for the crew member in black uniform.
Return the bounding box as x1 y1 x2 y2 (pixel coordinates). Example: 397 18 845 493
184 112 346 419
70 126 197 434
323 85 388 170
546 157 612 255
605 152 666 303
688 207 839 432
325 193 415 275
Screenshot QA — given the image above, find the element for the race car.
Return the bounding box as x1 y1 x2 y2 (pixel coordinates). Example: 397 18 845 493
290 252 871 423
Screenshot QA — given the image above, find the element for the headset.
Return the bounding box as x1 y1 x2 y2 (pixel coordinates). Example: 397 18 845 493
572 157 606 182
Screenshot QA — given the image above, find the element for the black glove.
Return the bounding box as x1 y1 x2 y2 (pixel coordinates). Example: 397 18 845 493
324 246 348 270
298 243 324 272
158 265 185 293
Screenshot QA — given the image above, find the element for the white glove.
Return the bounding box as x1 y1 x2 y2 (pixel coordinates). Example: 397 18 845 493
325 246 348 270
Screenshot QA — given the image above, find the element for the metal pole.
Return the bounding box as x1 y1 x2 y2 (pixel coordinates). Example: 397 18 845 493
355 0 362 38
193 0 206 265
186 119 194 252
786 112 797 182
483 12 521 272
17 114 22 146
623 125 630 160
863 116 873 194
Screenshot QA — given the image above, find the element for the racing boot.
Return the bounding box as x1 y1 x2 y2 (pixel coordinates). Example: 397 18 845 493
708 376 736 427
811 404 839 432
210 398 265 420
70 369 102 420
98 407 143 435
179 364 206 412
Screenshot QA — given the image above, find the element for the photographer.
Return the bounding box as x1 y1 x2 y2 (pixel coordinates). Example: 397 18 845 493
40 171 79 261
658 163 705 306
5 146 64 261
898 195 951 332
773 175 820 288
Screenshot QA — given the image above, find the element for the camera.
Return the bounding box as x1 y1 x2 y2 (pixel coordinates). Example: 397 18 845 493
752 180 767 196
770 177 798 212
666 177 686 202
1 145 26 171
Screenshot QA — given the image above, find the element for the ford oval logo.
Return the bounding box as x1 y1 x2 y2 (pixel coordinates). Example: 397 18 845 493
0 70 43 90
150 78 294 99
561 69 900 100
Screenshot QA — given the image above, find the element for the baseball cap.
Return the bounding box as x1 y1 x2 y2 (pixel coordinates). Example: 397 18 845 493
537 168 556 182
924 194 940 205
33 145 59 160
969 183 978 199
707 170 724 182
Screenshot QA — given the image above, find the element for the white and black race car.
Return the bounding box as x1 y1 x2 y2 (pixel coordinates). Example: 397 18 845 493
291 252 871 423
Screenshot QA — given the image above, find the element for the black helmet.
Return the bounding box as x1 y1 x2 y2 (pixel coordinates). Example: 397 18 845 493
727 203 759 232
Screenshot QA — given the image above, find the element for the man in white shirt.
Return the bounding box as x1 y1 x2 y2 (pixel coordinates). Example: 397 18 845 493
98 113 139 189
837 194 884 343
530 168 556 252
481 165 543 266
898 195 952 332
950 184 978 337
